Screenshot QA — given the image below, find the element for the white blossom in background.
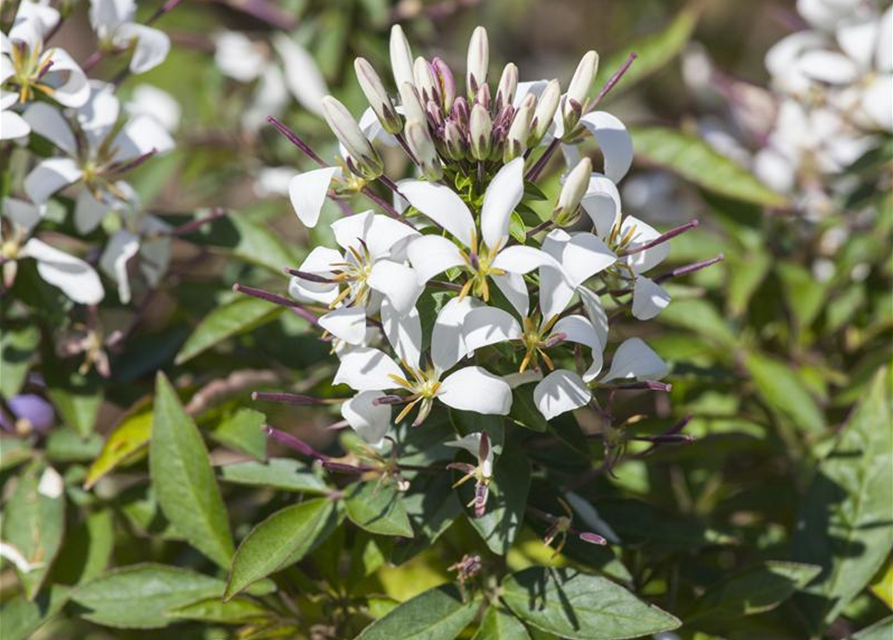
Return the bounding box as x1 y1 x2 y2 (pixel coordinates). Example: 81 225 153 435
125 84 181 132
89 0 170 74
248 24 704 488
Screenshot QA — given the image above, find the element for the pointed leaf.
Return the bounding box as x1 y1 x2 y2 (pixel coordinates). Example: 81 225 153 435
345 481 413 537
473 606 532 640
219 458 329 493
0 586 71 640
355 584 480 640
0 322 39 399
85 408 152 489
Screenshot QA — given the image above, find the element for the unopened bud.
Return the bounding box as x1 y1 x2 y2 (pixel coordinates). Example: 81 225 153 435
355 58 402 134
389 25 414 89
504 93 535 162
432 57 456 113
469 103 492 161
444 120 465 159
451 96 470 130
399 82 427 125
405 119 443 181
553 157 591 226
413 57 439 105
466 26 489 98
563 50 598 133
530 79 560 146
495 63 518 111
321 96 382 180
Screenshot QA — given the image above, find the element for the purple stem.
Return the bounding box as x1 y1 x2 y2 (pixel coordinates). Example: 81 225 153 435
232 283 320 326
655 253 724 283
620 220 699 257
267 116 327 167
265 425 373 474
168 208 226 237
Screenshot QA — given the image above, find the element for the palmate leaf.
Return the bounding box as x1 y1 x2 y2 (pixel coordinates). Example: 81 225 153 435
794 367 893 632
150 373 235 569
501 567 680 640
355 584 481 640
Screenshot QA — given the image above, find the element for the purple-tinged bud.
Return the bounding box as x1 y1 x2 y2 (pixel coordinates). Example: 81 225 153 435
405 120 443 181
355 58 402 135
399 82 427 125
444 120 466 160
1 394 54 435
495 63 518 111
426 99 444 128
563 50 599 135
466 26 489 99
432 56 456 113
554 157 591 226
469 103 493 161
413 56 439 105
320 96 382 180
504 93 535 162
389 25 414 89
530 79 560 146
451 96 470 130
578 531 608 545
475 83 491 111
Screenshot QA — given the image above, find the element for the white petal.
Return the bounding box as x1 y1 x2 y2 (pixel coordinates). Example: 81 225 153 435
552 314 603 381
581 173 622 238
112 114 175 162
438 366 512 415
836 17 878 69
534 369 591 421
754 147 796 194
341 391 391 447
214 31 264 82
126 84 181 132
0 541 38 573
480 157 524 250
545 229 616 286
331 210 417 259
578 287 609 349
288 167 338 228
765 32 825 93
116 24 169 74
860 74 893 131
21 238 104 304
368 260 422 315
578 111 634 182
491 245 564 275
632 276 671 321
878 5 893 72
381 298 422 367
319 305 368 346
462 306 522 352
288 247 341 304
797 49 860 84
23 102 76 156
398 180 475 247
0 110 29 140
3 197 43 233
430 295 481 372
446 432 494 476
406 234 465 283
76 81 120 146
75 189 113 234
621 216 670 274
298 245 342 274
137 215 171 286
333 347 403 391
24 158 82 204
242 66 288 132
273 33 328 117
99 229 140 303
600 337 667 383
492 272 529 317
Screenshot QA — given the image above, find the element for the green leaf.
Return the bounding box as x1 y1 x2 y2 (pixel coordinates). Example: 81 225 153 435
225 498 339 599
219 458 329 493
0 585 71 640
629 126 789 207
473 606 532 640
45 428 103 462
794 368 893 632
167 596 273 624
847 617 893 640
355 584 480 640
745 352 826 433
50 508 114 585
727 249 772 317
777 262 827 333
150 373 235 569
599 10 699 98
175 297 283 365
210 407 268 459
463 448 530 555
685 561 821 624
508 385 549 432
46 366 103 437
193 214 298 273
3 464 66 599
392 473 463 565
502 567 681 640
0 322 39 399
84 407 152 489
345 480 414 537
658 298 736 350
0 436 31 471
71 563 225 629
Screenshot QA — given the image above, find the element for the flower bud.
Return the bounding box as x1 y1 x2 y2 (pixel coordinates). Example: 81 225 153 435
469 103 492 161
413 57 439 105
504 93 535 162
432 57 456 113
451 96 470 131
530 79 560 146
553 157 591 226
399 82 427 125
563 50 598 132
389 25 414 89
466 26 489 98
444 120 466 160
405 119 443 181
355 57 402 134
495 63 518 111
321 96 383 180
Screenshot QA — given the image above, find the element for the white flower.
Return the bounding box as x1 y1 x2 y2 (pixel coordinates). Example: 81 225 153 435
1 197 104 304
336 296 513 432
288 210 421 335
401 158 569 316
125 84 181 132
22 81 174 211
89 0 170 74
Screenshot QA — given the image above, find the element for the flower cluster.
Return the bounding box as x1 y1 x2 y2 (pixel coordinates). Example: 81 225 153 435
1 0 179 376
240 24 710 512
